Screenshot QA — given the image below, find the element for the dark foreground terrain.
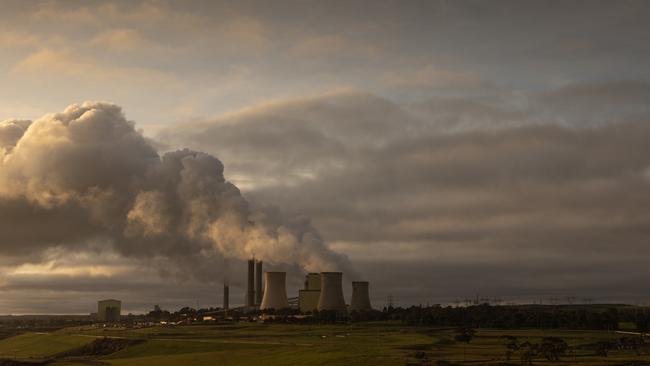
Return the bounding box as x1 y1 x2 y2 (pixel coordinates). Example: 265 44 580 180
0 322 649 366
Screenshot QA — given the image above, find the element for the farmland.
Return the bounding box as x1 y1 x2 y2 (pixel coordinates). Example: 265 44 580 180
0 322 649 365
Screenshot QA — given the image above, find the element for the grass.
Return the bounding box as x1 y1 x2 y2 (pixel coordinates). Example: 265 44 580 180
1 323 650 365
0 331 93 359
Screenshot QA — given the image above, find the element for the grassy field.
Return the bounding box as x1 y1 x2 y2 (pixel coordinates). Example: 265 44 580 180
0 322 648 365
0 331 94 359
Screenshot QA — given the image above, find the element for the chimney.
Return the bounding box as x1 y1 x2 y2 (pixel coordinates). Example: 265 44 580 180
260 272 289 310
246 259 255 307
255 260 263 305
317 272 347 314
223 283 229 310
350 281 372 311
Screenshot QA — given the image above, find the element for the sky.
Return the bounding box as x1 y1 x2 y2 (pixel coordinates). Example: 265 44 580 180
1 0 650 314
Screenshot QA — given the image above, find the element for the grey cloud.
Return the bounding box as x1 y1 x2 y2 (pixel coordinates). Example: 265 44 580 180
409 98 529 131
358 258 650 307
537 81 650 125
159 92 418 189
2 0 650 312
160 85 650 303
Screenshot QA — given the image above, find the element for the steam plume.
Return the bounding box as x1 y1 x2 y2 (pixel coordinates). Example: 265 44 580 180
0 102 350 279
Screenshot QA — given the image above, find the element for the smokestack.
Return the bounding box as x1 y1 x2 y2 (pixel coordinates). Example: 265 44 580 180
350 281 372 311
223 283 229 310
260 272 289 310
246 259 255 307
255 260 263 305
317 272 346 314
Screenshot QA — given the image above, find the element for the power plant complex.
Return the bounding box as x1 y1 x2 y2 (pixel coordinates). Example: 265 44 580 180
237 259 373 314
92 260 370 323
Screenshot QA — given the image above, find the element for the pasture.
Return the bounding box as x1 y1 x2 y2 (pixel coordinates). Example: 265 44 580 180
0 322 648 365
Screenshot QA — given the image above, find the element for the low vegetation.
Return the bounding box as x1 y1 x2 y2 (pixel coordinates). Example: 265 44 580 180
0 322 648 365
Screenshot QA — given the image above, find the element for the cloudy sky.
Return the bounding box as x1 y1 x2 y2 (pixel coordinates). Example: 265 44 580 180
1 0 650 314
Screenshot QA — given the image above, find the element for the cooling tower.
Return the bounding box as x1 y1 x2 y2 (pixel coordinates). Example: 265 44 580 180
350 281 372 311
260 272 289 310
246 259 255 307
255 260 263 305
317 272 346 314
223 284 229 310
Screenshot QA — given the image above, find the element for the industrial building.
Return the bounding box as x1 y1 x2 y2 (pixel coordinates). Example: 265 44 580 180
240 258 372 315
298 273 321 313
97 299 121 322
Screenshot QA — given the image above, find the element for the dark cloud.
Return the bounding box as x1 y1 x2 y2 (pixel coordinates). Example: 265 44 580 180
160 84 650 305
2 0 650 313
538 81 650 125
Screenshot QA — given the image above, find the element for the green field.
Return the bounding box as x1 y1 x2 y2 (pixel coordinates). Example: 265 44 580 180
0 332 94 359
0 323 648 365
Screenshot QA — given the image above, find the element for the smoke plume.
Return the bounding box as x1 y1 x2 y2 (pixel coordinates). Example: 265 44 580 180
0 102 350 280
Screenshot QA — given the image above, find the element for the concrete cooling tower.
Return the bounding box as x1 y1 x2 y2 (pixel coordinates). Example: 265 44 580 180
260 272 289 310
317 272 346 314
350 281 372 311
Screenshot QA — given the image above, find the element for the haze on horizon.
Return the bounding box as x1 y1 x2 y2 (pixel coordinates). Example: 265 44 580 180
1 0 650 314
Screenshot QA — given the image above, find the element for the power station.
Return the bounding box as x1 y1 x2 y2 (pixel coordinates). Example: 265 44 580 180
94 259 370 322
240 259 373 315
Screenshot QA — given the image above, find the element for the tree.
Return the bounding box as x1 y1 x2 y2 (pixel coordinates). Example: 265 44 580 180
519 342 538 366
454 327 475 344
595 340 615 357
501 335 519 361
539 337 567 361
454 327 475 362
634 311 650 333
619 336 644 356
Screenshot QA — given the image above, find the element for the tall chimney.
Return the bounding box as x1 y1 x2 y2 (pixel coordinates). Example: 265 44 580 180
255 260 263 305
317 272 347 315
223 283 229 310
350 281 372 311
260 272 289 310
246 259 255 307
